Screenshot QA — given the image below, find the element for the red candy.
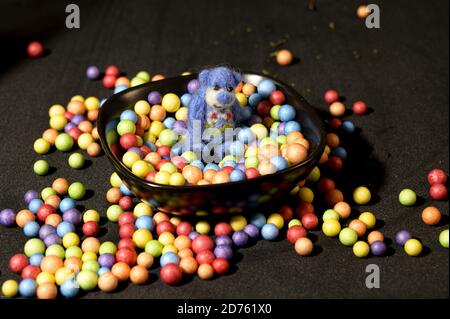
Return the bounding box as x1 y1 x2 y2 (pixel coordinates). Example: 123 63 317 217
324 90 339 104
428 169 447 186
269 90 286 105
82 221 99 237
27 41 44 58
196 250 215 265
279 205 294 222
318 178 336 193
287 225 307 244
119 196 133 210
212 258 230 275
327 155 344 172
37 204 55 222
352 101 367 115
119 223 136 239
156 220 175 236
115 247 137 266
118 238 135 250
9 254 28 274
102 75 116 89
245 168 260 179
176 221 193 236
328 118 342 129
145 171 156 182
160 263 183 285
296 201 315 217
118 212 136 226
191 235 214 254
105 65 120 77
429 184 448 201
120 133 138 149
21 265 40 279
301 213 318 230
157 146 171 157
256 101 271 118
214 222 232 237
67 127 82 141
221 166 234 175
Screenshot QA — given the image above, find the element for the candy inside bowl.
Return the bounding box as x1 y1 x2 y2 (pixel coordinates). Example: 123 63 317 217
98 71 326 216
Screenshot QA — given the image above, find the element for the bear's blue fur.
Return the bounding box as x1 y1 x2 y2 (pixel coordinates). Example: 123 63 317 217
187 67 242 142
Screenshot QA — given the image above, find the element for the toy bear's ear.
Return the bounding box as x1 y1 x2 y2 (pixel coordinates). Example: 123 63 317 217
199 70 209 86
232 71 241 86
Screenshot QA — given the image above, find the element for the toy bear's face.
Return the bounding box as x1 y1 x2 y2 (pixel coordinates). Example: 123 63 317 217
199 67 241 110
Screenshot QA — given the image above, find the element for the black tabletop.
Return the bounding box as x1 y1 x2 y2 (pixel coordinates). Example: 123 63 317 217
0 0 448 299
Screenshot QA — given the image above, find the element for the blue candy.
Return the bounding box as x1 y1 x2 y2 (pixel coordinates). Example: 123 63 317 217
270 156 288 171
59 198 76 213
28 199 43 214
19 279 37 298
60 279 79 298
135 216 154 231
163 117 176 129
279 104 296 122
250 213 267 228
23 221 40 237
257 79 276 98
57 221 75 237
119 183 132 196
160 252 180 267
230 169 246 182
120 109 138 123
237 127 256 144
29 253 44 266
248 93 262 107
341 120 355 133
261 223 279 241
284 121 302 134
181 93 192 107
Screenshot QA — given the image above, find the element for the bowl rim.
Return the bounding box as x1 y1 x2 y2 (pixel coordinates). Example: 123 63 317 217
98 71 326 191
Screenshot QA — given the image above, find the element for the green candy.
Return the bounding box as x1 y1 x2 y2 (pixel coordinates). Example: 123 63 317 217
136 71 151 82
55 133 74 152
130 77 146 87
439 229 449 249
339 227 358 246
33 159 49 176
99 241 117 255
24 238 45 257
68 182 86 200
145 239 163 257
158 129 177 146
41 187 56 201
106 205 123 222
45 244 65 258
398 188 416 206
76 270 98 291
82 260 100 273
68 152 85 169
270 105 281 120
117 120 136 136
65 246 83 259
322 209 340 222
307 166 321 182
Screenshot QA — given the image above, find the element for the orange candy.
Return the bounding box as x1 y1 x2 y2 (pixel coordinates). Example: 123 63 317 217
197 263 214 280
98 272 119 293
16 209 35 228
36 283 58 299
349 219 367 237
276 49 294 66
152 74 165 81
178 248 194 259
52 178 69 195
325 189 344 207
174 235 192 250
421 206 442 225
130 265 149 285
137 252 154 269
64 256 83 272
286 131 304 144
212 171 230 184
242 83 256 96
182 165 203 185
106 187 122 203
40 256 64 274
45 214 62 227
150 105 166 121
87 109 99 122
367 231 384 245
329 102 346 117
79 120 93 133
87 142 102 157
111 262 131 282
45 194 61 208
67 100 86 115
286 143 308 164
326 133 340 148
203 169 217 182
333 201 351 219
42 128 59 145
180 257 198 275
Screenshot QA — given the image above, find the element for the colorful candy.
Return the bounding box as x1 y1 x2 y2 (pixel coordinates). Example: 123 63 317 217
398 188 416 206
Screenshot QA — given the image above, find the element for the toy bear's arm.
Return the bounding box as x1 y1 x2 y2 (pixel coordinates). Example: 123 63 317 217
231 100 242 125
187 92 207 143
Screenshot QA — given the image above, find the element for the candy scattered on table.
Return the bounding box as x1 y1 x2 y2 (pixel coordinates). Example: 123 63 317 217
27 41 44 58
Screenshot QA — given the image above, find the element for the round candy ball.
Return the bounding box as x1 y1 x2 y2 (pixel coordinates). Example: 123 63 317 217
276 49 294 66
68 182 86 200
76 270 98 291
160 263 183 285
439 229 449 249
60 279 79 298
55 133 74 152
33 160 49 176
27 41 44 58
232 231 249 247
257 80 276 98
0 208 16 227
9 253 29 273
324 90 339 104
329 102 346 117
398 188 416 206
370 241 387 256
421 206 441 225
1 280 19 297
86 65 100 80
429 183 448 201
404 239 422 257
36 282 58 299
352 101 367 115
294 238 313 256
98 272 119 292
261 223 279 241
161 93 181 113
339 228 358 246
427 169 447 185
19 278 37 297
353 186 371 205
322 220 341 237
395 230 412 246
353 241 370 258
287 225 307 244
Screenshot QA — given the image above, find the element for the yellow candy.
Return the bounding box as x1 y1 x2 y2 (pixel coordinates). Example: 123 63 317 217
359 212 376 229
63 232 80 248
78 133 94 150
85 96 100 111
132 160 152 178
49 114 68 131
169 172 185 186
230 215 247 231
175 107 188 121
162 245 178 254
81 251 97 262
134 100 151 115
196 221 211 235
48 104 65 117
353 241 370 258
110 172 122 188
235 92 247 106
149 121 165 137
267 213 284 229
161 93 181 113
122 151 141 168
133 229 153 249
36 271 56 285
158 232 175 246
1 280 18 297
55 267 75 286
134 202 153 217
83 209 100 223
298 187 314 203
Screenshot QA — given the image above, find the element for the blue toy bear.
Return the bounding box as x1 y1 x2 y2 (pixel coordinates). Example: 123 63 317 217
187 67 242 149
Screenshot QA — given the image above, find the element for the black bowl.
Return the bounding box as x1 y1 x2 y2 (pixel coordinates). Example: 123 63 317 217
98 72 326 216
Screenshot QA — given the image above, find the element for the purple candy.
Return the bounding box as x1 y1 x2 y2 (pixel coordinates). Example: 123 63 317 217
187 79 200 93
128 147 144 158
86 65 100 80
39 224 56 239
249 115 263 125
172 120 187 134
214 245 233 260
395 230 412 246
0 208 16 227
71 114 85 125
147 91 162 105
232 231 249 247
64 122 77 133
188 231 200 240
370 241 387 256
244 224 259 239
44 233 61 246
215 235 232 246
236 163 246 172
98 253 116 268
24 190 39 204
63 208 81 225
278 122 286 135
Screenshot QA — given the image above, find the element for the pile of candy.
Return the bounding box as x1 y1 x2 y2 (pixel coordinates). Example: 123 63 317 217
111 78 309 185
0 66 448 299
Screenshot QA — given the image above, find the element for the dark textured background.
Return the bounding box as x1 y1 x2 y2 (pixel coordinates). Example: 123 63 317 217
0 0 448 299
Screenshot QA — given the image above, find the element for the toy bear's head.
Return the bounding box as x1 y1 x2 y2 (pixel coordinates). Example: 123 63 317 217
199 67 241 110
